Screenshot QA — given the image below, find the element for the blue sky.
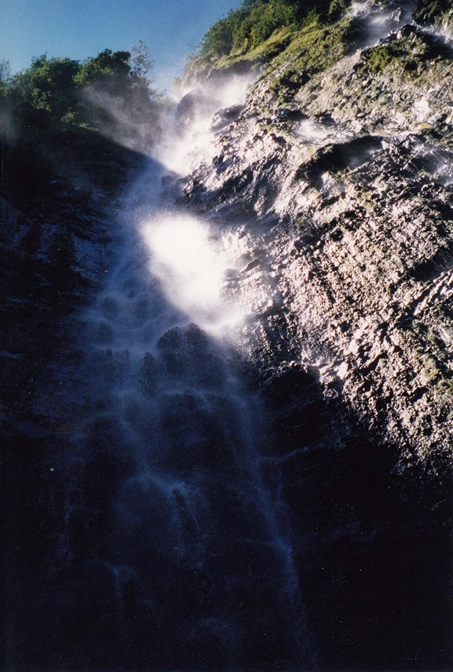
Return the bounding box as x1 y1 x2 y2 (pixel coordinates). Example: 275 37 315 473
0 0 240 89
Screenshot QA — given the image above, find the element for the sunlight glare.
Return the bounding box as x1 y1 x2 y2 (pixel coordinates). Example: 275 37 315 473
141 214 243 332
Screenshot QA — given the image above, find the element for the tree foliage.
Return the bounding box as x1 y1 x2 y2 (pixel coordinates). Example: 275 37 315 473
130 40 155 80
0 60 12 100
413 0 451 24
73 49 132 88
199 0 350 57
0 43 158 139
0 60 11 84
9 55 80 128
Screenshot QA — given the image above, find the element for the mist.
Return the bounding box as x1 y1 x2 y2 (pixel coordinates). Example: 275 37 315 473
81 76 168 155
3 1 452 670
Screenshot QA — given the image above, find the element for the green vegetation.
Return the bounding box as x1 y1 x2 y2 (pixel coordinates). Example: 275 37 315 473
0 43 164 204
358 31 432 74
185 3 355 83
272 16 353 73
4 54 82 131
183 0 453 84
0 42 159 140
414 0 452 25
360 41 410 73
194 0 351 62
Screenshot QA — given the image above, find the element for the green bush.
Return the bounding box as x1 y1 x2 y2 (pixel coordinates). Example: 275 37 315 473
414 0 451 24
10 55 80 129
198 0 352 58
201 13 238 55
248 2 298 47
0 45 160 141
73 49 131 87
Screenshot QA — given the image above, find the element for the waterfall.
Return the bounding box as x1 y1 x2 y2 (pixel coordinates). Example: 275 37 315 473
46 74 316 671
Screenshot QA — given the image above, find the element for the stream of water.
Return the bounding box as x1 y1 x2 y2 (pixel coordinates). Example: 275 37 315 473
9 4 450 669
44 75 316 672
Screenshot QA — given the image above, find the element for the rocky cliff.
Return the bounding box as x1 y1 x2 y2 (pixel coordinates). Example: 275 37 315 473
183 0 453 476
1 2 453 670
177 4 453 666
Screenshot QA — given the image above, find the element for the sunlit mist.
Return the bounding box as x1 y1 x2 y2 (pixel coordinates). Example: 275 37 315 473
141 214 244 333
295 119 330 143
155 73 255 174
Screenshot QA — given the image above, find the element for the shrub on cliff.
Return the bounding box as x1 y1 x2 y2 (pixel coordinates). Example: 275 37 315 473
0 44 160 142
199 0 351 58
414 0 452 24
7 55 80 131
0 44 164 202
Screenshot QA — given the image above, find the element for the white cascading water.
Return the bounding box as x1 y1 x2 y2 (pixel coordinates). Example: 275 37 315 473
49 73 316 670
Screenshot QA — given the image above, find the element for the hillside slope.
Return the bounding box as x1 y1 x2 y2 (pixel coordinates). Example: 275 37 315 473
183 0 453 474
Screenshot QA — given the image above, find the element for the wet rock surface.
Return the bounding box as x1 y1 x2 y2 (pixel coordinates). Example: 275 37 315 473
177 2 453 668
0 140 141 431
2 3 453 671
184 7 453 473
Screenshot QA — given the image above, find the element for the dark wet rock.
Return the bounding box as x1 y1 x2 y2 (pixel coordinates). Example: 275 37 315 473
157 324 226 389
184 22 453 473
176 89 214 128
101 296 119 320
177 9 453 667
276 107 308 121
96 320 115 345
138 352 159 396
211 104 245 131
176 92 197 126
3 3 453 671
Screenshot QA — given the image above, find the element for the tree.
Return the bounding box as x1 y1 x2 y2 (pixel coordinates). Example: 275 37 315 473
129 40 154 82
0 60 11 84
74 49 131 88
10 55 80 128
0 60 11 98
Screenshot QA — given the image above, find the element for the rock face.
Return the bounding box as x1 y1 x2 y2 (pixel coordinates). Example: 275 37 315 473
175 6 453 667
0 139 141 427
1 4 453 671
182 5 453 475
0 141 146 672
